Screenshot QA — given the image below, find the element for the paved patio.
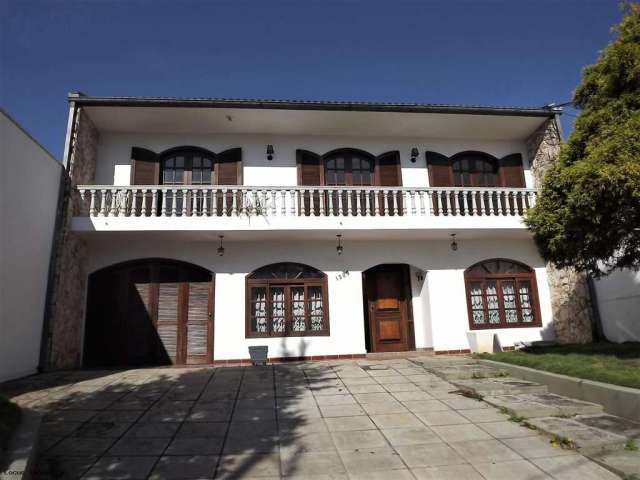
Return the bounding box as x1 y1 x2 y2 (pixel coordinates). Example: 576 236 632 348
1 357 624 479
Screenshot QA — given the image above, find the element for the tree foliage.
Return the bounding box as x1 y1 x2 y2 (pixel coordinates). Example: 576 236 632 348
526 3 640 277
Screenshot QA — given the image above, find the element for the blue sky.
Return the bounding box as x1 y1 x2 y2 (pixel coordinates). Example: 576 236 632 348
1 0 623 160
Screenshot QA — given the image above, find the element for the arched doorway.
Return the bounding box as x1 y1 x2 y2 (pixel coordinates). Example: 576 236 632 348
362 264 415 353
84 259 214 367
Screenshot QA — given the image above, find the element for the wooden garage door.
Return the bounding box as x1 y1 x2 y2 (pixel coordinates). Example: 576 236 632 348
84 259 214 367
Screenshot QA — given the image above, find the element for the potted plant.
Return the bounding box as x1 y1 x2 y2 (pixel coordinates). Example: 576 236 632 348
248 345 268 366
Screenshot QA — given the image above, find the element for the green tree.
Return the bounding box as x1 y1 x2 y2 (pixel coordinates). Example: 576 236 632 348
526 3 640 277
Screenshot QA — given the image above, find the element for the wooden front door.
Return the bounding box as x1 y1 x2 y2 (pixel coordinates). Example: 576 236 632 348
364 264 414 353
84 259 214 367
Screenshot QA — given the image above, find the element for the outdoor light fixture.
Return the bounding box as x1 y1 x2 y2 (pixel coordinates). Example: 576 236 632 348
410 147 419 163
266 144 274 161
336 234 343 255
450 233 458 252
217 235 225 256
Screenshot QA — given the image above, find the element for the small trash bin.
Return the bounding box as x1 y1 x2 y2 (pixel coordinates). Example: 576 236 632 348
248 346 268 366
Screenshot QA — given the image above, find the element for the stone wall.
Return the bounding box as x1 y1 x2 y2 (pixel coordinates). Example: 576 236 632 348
46 108 98 368
526 119 593 344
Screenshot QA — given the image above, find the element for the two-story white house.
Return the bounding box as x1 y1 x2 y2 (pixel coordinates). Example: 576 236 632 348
43 93 591 369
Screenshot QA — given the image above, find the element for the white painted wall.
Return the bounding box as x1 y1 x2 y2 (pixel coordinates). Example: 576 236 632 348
93 132 533 188
81 237 553 361
593 269 640 343
0 111 62 382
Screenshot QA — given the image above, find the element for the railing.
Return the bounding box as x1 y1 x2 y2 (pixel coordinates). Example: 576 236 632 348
75 185 537 218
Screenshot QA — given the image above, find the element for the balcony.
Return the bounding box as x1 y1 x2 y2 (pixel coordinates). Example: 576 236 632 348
72 185 537 237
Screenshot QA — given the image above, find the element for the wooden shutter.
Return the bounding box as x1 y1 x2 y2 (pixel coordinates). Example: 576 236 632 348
499 153 526 187
376 151 402 215
185 281 212 364
296 150 323 215
296 149 323 185
426 151 452 187
130 147 160 185
376 151 402 186
217 147 242 185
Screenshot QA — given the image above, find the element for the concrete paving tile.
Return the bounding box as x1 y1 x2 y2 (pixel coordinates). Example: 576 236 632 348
186 409 232 422
449 439 522 464
166 436 225 455
232 407 277 422
402 400 451 413
391 391 433 402
353 392 395 404
44 410 98 422
314 394 357 406
375 376 412 385
176 422 227 438
280 418 329 434
109 436 171 456
502 436 578 459
396 443 467 468
340 377 379 386
89 410 144 423
478 421 539 439
124 422 180 438
320 404 366 417
383 383 421 393
360 401 408 415
414 410 470 426
41 421 83 437
370 412 423 429
82 455 158 479
473 459 552 480
411 464 484 480
280 431 336 454
324 416 376 432
339 447 405 473
280 451 346 477
531 455 620 480
441 397 488 410
330 429 388 451
346 384 386 394
151 454 218 479
381 426 442 446
348 469 414 479
228 420 277 437
35 455 97 479
458 408 509 423
575 413 640 438
430 424 492 443
223 433 280 454
73 422 132 438
312 386 350 396
588 449 640 479
49 437 116 456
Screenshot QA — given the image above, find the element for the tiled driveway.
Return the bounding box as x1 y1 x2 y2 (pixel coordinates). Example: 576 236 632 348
1 358 621 479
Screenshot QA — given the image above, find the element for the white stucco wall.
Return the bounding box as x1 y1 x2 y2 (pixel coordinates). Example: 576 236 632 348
93 132 533 188
0 111 62 382
593 269 640 343
81 237 553 361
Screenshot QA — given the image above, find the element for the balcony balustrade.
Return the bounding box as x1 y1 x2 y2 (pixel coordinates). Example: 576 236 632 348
75 185 537 219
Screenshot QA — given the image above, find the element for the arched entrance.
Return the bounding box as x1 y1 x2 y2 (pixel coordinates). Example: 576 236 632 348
362 264 415 353
84 259 214 367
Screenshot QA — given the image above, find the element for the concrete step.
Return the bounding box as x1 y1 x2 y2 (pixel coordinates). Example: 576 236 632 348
366 350 433 360
484 392 604 419
528 416 629 455
452 376 548 396
588 449 640 479
411 358 510 381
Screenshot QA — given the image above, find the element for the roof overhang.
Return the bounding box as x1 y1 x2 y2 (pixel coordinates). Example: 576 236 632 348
73 95 559 141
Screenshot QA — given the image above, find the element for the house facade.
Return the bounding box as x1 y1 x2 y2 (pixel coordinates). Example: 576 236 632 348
43 94 594 369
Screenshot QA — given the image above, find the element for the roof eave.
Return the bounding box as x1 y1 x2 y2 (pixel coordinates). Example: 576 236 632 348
69 95 561 118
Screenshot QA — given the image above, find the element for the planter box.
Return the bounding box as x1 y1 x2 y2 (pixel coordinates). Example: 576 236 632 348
467 331 495 354
248 346 268 366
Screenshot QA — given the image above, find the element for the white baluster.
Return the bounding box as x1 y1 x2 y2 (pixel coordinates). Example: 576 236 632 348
89 189 97 217
319 190 325 216
150 189 158 216
280 190 286 216
290 190 296 216
270 190 276 216
99 189 107 216
418 191 425 216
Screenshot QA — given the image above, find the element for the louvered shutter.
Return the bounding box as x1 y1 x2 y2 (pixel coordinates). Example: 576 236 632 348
185 281 212 364
130 147 159 215
499 153 526 213
131 147 160 184
297 150 323 215
376 151 402 215
426 151 452 187
216 148 242 215
499 154 526 187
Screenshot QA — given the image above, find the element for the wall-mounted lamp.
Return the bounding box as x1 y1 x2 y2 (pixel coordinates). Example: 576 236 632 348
410 147 419 163
450 233 458 252
336 234 343 255
217 235 225 256
266 144 274 161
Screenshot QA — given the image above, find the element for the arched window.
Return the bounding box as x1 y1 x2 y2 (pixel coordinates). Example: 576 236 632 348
246 263 329 337
161 148 215 186
324 149 374 186
451 152 499 187
464 259 541 329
